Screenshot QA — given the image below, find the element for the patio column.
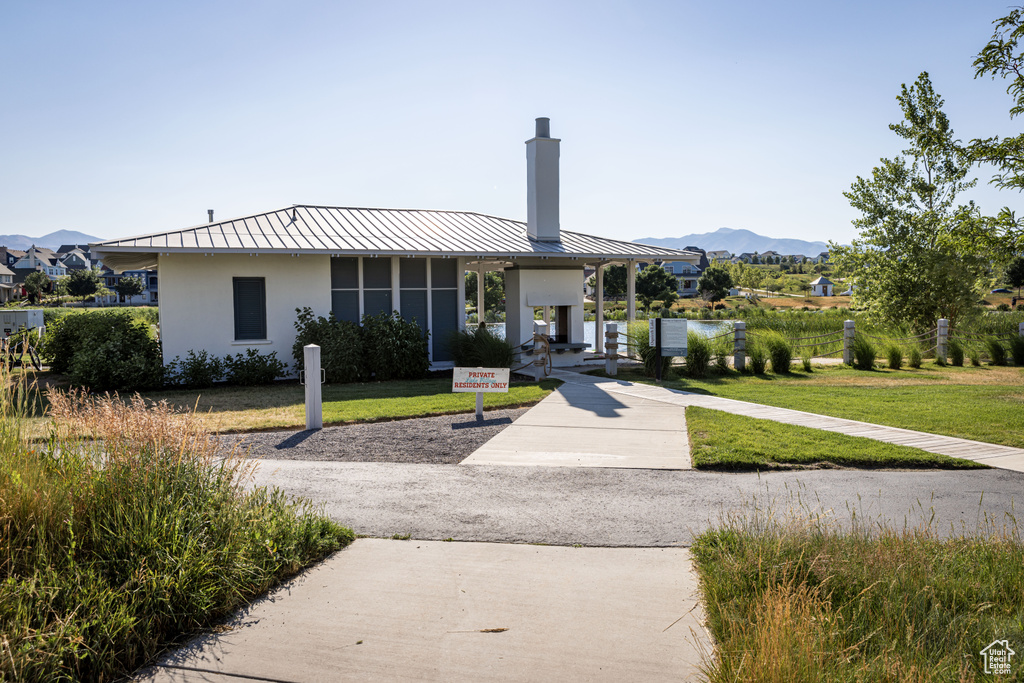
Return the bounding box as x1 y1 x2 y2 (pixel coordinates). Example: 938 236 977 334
626 259 636 324
595 263 605 354
476 266 485 326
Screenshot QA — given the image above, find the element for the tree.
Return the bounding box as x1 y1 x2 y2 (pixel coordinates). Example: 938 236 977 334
586 265 627 300
1006 254 1024 296
23 271 50 304
696 266 732 306
635 264 677 312
464 271 505 314
114 275 146 301
66 268 105 300
830 72 990 331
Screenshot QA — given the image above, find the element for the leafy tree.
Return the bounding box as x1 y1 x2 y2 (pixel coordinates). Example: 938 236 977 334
464 271 505 313
635 264 678 312
830 72 990 331
696 266 732 305
23 271 50 304
586 264 627 299
1006 254 1024 295
114 275 147 301
66 268 105 299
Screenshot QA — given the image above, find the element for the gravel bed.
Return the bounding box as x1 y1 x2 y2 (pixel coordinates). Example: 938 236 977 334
218 407 529 465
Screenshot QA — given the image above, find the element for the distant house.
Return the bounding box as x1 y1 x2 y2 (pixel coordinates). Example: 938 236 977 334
760 250 778 264
14 247 66 280
661 260 703 297
735 252 756 264
0 248 25 268
0 263 18 303
789 254 806 264
813 251 829 264
98 268 159 306
706 249 731 263
810 276 834 297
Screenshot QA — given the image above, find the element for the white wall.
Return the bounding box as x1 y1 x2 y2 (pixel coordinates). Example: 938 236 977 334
158 253 331 370
505 264 585 367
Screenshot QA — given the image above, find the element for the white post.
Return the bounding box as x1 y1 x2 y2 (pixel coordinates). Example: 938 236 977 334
533 320 548 382
303 344 323 430
476 266 485 326
843 320 855 365
605 322 618 375
595 264 605 354
937 318 948 362
475 391 484 420
733 321 746 372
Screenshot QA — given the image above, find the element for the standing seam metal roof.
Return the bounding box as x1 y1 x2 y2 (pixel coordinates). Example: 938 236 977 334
92 205 698 260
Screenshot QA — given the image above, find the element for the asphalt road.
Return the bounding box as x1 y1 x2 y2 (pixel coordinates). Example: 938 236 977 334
248 460 1024 546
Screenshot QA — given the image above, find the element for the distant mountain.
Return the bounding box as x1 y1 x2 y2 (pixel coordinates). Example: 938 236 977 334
0 230 103 251
636 228 830 257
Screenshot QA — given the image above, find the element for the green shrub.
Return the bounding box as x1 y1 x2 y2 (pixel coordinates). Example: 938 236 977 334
166 350 224 388
997 303 1011 311
449 326 515 368
851 335 875 370
763 332 792 374
359 311 429 381
292 307 363 384
1010 335 1024 366
970 348 982 366
987 338 1007 366
627 321 671 377
948 340 964 367
886 344 904 370
686 332 712 379
224 349 287 386
748 343 768 375
801 355 812 372
907 345 922 369
45 310 163 391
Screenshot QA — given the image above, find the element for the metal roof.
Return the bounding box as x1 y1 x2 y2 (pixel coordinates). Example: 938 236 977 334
92 205 697 271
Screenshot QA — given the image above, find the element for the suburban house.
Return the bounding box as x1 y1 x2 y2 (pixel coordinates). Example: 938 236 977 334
92 118 696 369
14 247 66 280
97 269 159 305
661 260 703 297
0 264 16 303
734 252 756 264
706 250 731 263
760 250 778 264
810 275 834 296
813 251 829 264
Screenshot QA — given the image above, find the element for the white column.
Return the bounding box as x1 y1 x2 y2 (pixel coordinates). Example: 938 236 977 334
303 344 322 430
390 256 400 316
843 320 855 365
626 260 636 324
595 264 605 354
605 322 618 375
733 321 746 372
937 318 949 362
476 266 485 326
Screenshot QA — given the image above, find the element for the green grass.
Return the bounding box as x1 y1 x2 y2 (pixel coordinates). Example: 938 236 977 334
693 512 1023 681
687 407 986 470
2 377 354 680
590 364 1024 448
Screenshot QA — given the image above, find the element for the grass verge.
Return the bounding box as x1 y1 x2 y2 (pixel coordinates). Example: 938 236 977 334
1 376 354 680
687 406 987 470
692 511 1023 681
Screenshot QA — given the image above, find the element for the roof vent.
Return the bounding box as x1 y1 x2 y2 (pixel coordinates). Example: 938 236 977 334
208 209 214 223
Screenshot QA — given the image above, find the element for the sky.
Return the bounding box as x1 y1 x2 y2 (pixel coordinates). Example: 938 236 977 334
2 0 1022 246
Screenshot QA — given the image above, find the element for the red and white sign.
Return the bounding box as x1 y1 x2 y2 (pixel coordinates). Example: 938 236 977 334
452 367 510 393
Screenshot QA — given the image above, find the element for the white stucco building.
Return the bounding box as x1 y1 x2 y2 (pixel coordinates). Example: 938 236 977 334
810 276 834 297
92 119 696 370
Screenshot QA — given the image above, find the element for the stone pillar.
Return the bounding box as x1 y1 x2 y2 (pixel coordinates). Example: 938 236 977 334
733 321 746 372
605 323 618 376
843 320 855 365
303 344 322 431
595 264 605 354
937 318 948 362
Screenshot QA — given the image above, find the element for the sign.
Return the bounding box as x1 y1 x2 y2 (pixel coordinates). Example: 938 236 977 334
452 367 510 393
649 318 688 357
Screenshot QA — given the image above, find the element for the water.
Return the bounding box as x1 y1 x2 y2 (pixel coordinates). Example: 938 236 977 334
479 320 733 349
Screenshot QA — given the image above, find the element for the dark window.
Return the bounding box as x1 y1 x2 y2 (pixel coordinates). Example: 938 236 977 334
400 289 428 335
233 277 266 340
431 258 458 288
362 258 391 289
331 257 358 289
400 258 427 288
363 290 392 317
431 290 458 361
331 290 359 323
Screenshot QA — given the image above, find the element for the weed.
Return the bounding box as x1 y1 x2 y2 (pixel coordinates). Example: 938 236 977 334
390 533 412 540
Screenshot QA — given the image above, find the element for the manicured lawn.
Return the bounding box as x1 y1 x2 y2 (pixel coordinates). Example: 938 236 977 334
138 377 561 432
593 364 1024 448
687 406 986 470
693 517 1024 681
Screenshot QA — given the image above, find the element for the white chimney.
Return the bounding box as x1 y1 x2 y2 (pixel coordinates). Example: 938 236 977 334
525 117 560 242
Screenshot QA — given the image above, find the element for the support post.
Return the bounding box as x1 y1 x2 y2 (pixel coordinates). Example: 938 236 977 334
605 322 618 376
595 264 605 354
476 266 485 326
937 318 948 362
843 320 855 365
626 260 636 357
303 344 323 430
475 392 484 420
733 321 746 372
533 320 548 382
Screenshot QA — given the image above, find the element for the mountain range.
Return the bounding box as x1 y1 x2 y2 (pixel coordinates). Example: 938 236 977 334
0 230 103 251
637 228 830 257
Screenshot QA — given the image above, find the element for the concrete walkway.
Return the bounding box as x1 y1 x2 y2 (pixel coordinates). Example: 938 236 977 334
137 540 709 683
544 369 1024 473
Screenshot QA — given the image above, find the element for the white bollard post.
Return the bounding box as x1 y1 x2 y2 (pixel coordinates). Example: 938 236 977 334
937 318 949 363
843 320 855 365
605 323 618 376
733 321 746 372
533 320 548 382
303 344 323 430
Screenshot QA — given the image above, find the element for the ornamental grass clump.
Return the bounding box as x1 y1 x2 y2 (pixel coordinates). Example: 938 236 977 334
763 332 792 374
851 335 875 370
1009 335 1024 366
0 372 353 681
986 338 1007 366
449 326 515 368
886 344 903 370
907 345 923 369
686 332 712 379
627 321 671 378
747 342 768 375
948 340 964 367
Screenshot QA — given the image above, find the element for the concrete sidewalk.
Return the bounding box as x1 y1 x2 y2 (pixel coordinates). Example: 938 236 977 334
463 380 691 469
136 539 709 683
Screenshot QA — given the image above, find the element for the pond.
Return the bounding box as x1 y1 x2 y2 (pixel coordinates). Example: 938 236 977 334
479 320 734 349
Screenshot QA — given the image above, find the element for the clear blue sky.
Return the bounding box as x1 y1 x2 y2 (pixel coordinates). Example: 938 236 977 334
1 0 1020 245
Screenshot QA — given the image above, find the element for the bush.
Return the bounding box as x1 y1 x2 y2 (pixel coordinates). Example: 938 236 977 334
908 345 922 369
763 332 792 374
627 321 671 377
997 303 1011 311
747 343 768 375
224 349 287 386
987 338 1007 366
886 344 904 370
359 311 429 381
686 332 712 379
292 307 363 384
801 355 813 372
44 310 163 391
1010 336 1024 366
449 326 515 368
851 335 875 370
948 340 963 367
970 348 982 366
166 350 224 388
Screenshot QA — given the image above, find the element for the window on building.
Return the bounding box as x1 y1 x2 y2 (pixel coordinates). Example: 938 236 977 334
233 277 267 340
